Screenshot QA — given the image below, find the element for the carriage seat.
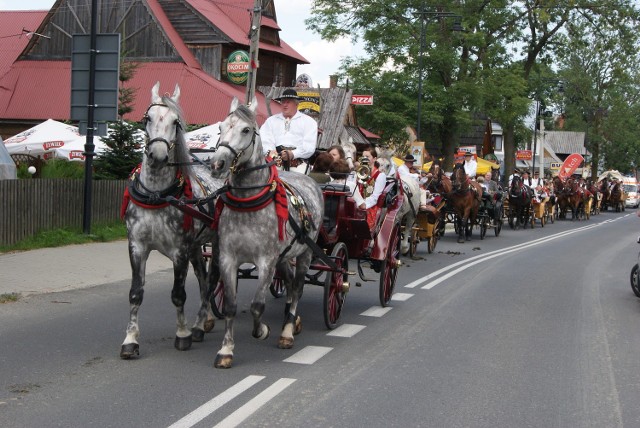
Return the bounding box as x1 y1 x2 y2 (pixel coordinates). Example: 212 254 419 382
319 183 350 233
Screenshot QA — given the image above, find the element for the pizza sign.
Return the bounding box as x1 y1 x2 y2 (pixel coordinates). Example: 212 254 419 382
351 95 373 105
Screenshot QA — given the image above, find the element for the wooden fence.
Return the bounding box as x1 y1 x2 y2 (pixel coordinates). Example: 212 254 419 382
0 179 127 246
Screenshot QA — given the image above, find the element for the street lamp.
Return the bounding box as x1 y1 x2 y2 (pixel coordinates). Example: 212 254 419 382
415 7 462 142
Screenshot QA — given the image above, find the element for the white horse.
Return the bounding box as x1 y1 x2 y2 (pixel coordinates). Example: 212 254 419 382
375 148 421 256
120 82 224 359
208 97 324 368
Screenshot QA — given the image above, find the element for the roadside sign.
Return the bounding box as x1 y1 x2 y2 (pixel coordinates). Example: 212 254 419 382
351 95 373 105
516 150 532 160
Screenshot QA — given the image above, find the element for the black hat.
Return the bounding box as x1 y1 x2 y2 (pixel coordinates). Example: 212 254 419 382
522 169 530 175
403 154 416 162
533 170 540 175
275 89 300 101
464 152 472 157
514 168 521 173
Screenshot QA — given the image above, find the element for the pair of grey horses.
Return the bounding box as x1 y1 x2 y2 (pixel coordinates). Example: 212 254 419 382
122 82 419 368
122 82 322 368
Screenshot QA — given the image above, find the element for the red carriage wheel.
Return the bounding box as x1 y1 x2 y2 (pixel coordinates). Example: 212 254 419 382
379 221 401 307
324 242 349 329
269 276 286 298
210 280 225 319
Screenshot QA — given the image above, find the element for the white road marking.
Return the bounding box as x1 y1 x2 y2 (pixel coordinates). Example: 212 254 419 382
213 378 296 428
327 324 366 337
168 375 265 428
399 221 605 290
360 306 393 317
283 346 332 364
391 292 413 301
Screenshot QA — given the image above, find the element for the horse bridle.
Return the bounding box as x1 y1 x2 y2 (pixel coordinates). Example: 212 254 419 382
216 112 259 174
142 102 182 154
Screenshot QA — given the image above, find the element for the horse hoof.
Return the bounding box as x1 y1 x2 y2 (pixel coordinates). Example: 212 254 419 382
120 343 139 359
457 238 465 243
203 319 215 333
278 336 294 349
294 316 303 335
214 354 233 369
174 335 192 351
252 325 270 340
191 328 205 343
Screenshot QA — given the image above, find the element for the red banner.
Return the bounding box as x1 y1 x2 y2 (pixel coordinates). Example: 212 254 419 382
558 153 584 180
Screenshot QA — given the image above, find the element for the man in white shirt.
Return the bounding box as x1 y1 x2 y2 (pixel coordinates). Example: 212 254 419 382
463 152 477 179
260 89 318 174
397 154 421 182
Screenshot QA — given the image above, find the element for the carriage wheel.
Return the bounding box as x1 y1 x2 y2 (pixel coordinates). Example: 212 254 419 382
379 222 401 307
631 264 640 298
269 276 286 298
324 243 349 329
211 280 225 319
428 218 440 253
479 215 487 240
408 228 419 258
494 205 503 237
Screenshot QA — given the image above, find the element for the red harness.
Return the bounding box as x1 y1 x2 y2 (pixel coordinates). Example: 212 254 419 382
120 164 195 231
212 159 289 240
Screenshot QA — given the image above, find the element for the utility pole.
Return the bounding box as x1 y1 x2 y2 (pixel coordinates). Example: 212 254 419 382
245 0 262 104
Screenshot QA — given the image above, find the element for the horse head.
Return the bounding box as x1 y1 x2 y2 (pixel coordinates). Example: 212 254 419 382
341 140 357 170
452 167 467 192
209 97 260 178
142 82 188 170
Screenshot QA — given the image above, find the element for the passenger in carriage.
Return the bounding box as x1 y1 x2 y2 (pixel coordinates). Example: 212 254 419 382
328 159 365 208
309 152 332 184
327 145 346 163
359 146 387 230
260 88 318 174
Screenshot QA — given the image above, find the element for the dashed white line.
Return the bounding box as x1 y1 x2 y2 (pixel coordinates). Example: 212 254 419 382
327 323 366 337
391 292 414 301
283 346 332 364
213 378 296 428
360 306 392 317
168 375 265 428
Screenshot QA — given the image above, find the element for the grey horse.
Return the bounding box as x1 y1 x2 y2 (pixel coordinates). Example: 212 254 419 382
209 97 324 368
120 82 224 359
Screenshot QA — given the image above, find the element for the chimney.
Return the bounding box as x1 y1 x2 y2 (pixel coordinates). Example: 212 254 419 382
329 75 338 88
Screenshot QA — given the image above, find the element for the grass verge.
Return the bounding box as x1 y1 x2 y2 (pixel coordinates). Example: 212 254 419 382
0 293 20 303
0 222 128 254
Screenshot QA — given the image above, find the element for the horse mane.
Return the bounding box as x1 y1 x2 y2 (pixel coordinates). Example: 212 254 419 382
160 95 193 178
232 103 257 126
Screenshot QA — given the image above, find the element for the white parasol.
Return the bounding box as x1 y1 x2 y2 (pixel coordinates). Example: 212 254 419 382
598 170 624 182
4 119 107 161
185 123 220 160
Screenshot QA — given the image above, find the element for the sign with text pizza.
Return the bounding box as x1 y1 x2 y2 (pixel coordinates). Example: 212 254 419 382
351 94 373 105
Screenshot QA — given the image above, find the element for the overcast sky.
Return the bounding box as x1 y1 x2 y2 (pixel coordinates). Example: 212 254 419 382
0 0 362 88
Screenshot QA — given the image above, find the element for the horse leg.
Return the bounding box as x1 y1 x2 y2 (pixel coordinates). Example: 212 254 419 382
279 251 312 349
171 252 193 351
249 260 275 341
189 247 215 342
456 214 465 243
120 244 149 359
214 257 239 369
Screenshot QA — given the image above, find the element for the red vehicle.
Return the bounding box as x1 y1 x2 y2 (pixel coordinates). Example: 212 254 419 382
205 177 405 330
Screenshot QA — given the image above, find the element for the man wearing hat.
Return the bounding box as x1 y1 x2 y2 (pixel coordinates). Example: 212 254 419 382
397 153 420 182
462 151 477 179
508 168 521 187
260 88 318 174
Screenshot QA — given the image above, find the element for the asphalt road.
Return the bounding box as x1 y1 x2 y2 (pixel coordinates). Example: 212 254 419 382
1 210 640 428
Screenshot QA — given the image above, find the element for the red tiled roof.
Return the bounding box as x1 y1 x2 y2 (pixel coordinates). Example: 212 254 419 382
359 126 381 139
185 0 308 63
0 61 281 125
0 10 48 78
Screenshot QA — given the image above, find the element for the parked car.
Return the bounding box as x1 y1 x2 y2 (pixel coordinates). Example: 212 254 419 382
624 182 639 208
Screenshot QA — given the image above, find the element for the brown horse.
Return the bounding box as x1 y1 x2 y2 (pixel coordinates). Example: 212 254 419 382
445 167 482 242
599 177 610 210
508 175 533 229
609 181 626 212
563 177 587 220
